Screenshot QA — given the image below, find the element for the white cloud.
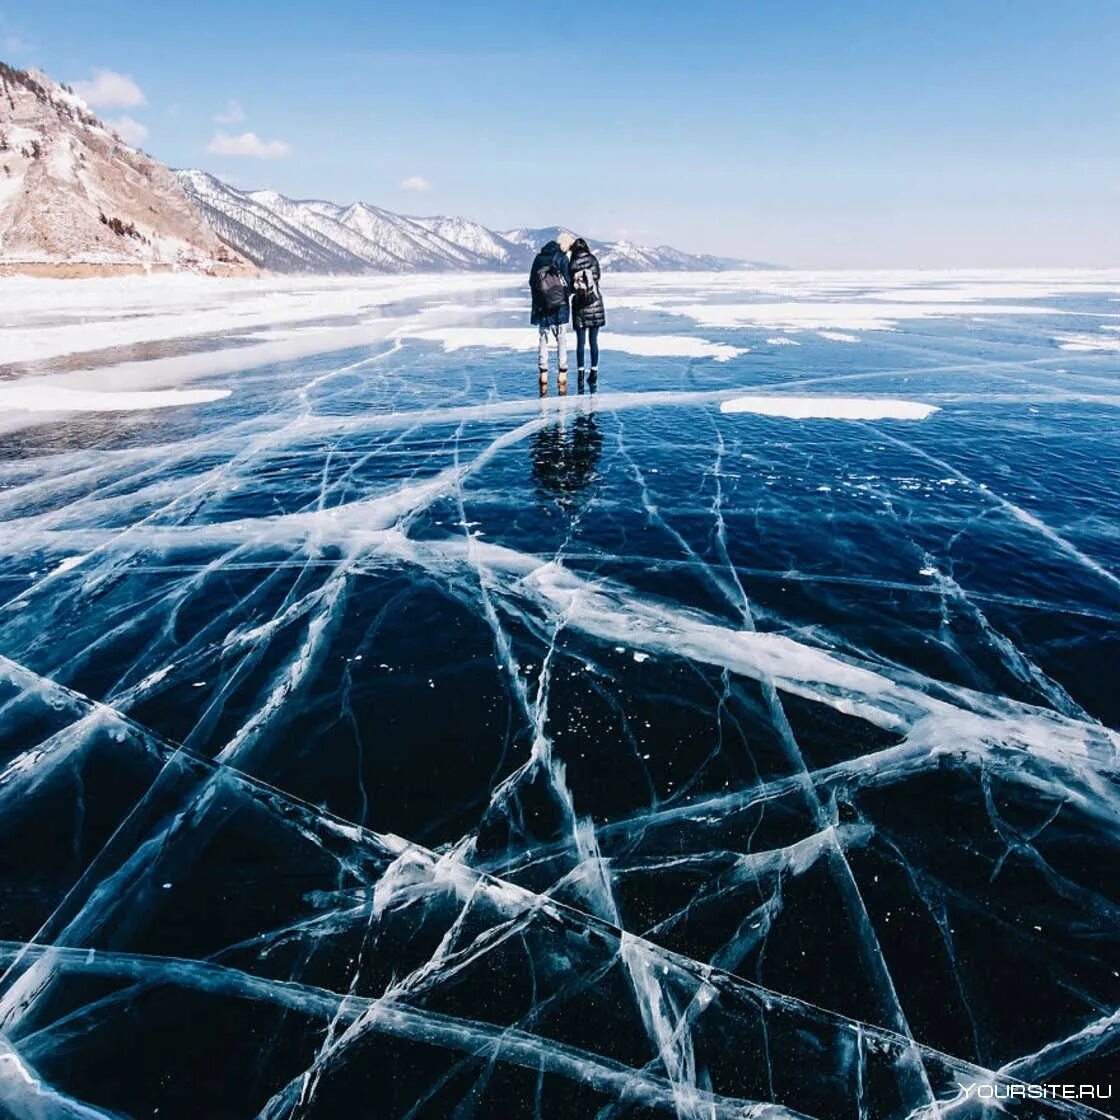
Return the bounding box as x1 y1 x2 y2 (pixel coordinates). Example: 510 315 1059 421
71 68 146 109
400 175 431 192
106 115 149 146
213 99 245 125
207 130 291 159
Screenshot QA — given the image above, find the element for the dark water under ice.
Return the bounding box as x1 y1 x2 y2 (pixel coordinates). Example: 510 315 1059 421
0 278 1118 1119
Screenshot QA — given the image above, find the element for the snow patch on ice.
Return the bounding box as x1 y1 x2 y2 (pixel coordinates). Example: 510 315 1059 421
1055 332 1120 352
667 301 1059 332
719 396 938 421
0 385 231 413
411 327 745 362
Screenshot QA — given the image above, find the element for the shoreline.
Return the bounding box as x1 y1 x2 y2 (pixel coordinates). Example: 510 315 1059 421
0 261 256 279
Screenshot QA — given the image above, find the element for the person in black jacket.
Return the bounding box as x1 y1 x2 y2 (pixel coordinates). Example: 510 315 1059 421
529 233 574 393
568 237 605 392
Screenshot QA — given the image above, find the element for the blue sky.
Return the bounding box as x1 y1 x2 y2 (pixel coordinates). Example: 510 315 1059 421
4 0 1118 266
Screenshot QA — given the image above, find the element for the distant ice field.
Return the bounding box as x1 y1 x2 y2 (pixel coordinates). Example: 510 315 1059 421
0 268 1118 1120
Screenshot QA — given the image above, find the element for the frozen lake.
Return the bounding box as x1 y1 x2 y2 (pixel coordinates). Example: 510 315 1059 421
1 269 1118 1119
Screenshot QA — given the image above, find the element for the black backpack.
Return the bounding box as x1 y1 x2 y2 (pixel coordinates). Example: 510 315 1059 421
532 256 568 312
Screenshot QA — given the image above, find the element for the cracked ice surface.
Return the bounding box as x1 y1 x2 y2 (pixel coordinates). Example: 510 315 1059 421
1 270 1119 1119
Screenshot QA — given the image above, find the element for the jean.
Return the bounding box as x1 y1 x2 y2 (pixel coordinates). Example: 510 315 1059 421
575 325 600 370
538 323 568 373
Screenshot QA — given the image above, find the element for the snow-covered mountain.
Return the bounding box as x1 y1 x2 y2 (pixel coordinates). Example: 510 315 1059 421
597 241 754 272
0 63 248 274
179 171 521 274
499 226 764 272
498 227 576 263
409 215 517 267
178 177 766 275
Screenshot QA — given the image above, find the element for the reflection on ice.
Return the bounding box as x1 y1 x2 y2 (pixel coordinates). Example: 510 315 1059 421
0 270 1118 1118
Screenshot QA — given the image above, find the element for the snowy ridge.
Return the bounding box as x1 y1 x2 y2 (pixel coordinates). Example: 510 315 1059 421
409 214 517 266
338 201 484 269
501 226 770 272
598 240 755 272
176 170 365 274
177 170 517 274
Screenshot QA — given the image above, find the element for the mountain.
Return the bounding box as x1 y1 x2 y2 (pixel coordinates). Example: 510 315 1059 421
178 170 520 274
178 177 767 275
0 63 248 275
338 202 487 269
596 241 756 272
409 215 518 267
499 226 765 272
498 227 576 264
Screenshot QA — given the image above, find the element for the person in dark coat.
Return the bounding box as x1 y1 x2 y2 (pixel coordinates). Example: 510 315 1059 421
529 233 574 392
568 237 605 391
